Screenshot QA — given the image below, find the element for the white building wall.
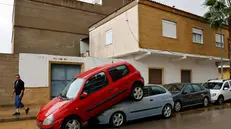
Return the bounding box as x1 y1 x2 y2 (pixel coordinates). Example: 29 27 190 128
19 53 217 88
140 55 218 84
90 5 139 58
19 53 148 87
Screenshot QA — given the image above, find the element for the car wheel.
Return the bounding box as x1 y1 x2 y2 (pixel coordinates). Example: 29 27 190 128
203 97 209 107
217 96 224 105
162 104 172 118
174 101 182 112
61 116 82 129
110 112 126 128
131 84 144 101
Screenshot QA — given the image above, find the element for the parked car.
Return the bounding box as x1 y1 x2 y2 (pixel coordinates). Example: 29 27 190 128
164 83 210 112
37 61 144 129
96 84 174 128
203 79 231 105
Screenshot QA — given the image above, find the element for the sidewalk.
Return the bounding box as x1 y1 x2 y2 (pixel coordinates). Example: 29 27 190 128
0 105 42 123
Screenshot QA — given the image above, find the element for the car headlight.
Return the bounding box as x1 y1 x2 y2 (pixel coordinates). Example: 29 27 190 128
212 93 217 97
43 114 54 125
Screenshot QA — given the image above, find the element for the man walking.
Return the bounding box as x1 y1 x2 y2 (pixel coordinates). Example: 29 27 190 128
12 74 29 116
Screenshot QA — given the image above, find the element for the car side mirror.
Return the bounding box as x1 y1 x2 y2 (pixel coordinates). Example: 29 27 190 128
224 87 229 90
80 92 88 99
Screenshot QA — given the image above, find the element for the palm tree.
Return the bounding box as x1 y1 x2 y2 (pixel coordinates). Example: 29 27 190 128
204 0 231 79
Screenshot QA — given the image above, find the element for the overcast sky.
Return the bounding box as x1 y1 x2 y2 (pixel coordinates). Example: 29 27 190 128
0 0 208 54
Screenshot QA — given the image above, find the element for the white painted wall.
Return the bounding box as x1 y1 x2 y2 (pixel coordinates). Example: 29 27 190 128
90 5 139 58
19 53 217 87
140 55 218 84
19 53 148 87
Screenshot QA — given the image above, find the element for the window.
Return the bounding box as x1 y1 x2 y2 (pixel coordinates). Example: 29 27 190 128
151 86 166 95
192 84 202 92
181 70 191 83
105 29 112 45
223 82 229 89
83 72 109 94
183 85 194 94
216 34 224 48
143 86 166 97
192 28 203 44
149 69 163 84
108 65 129 82
162 20 177 39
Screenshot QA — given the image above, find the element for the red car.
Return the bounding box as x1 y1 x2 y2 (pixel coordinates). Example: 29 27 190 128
37 61 144 129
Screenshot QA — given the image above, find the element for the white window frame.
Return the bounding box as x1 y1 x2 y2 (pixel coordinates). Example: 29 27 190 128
192 28 203 44
216 34 224 48
162 19 177 39
105 29 113 46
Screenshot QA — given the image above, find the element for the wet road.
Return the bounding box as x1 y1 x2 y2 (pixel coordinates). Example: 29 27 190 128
1 104 231 129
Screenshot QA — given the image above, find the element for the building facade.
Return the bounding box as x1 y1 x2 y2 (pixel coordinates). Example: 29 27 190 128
89 0 230 84
0 0 132 106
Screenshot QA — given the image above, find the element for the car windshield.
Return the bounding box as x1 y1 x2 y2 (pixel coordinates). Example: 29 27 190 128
203 82 223 90
164 84 184 92
60 78 85 100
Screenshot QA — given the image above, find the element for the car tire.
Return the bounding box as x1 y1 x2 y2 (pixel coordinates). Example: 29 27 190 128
174 101 182 112
203 97 209 107
130 84 144 101
217 96 224 105
162 104 172 118
61 116 82 129
110 112 126 128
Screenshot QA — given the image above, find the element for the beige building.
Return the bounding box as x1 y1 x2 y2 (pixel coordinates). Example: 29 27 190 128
89 0 230 84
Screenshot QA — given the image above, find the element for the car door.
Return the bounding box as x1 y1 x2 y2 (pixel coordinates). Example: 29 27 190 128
107 65 131 99
181 84 195 107
149 86 168 114
128 86 164 120
228 81 231 99
80 71 113 119
128 87 154 120
222 82 230 100
191 84 204 104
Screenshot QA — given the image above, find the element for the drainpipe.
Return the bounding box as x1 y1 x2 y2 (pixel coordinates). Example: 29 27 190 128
134 51 151 61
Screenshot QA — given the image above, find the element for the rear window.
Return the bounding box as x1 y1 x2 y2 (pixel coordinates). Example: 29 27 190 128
108 65 129 82
164 83 184 92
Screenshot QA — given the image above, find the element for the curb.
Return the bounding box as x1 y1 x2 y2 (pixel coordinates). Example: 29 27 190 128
0 115 37 123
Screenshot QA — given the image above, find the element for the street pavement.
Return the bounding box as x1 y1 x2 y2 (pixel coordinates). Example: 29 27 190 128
1 104 231 129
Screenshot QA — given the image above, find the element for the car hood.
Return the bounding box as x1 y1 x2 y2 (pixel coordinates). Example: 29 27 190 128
37 97 69 119
209 89 220 95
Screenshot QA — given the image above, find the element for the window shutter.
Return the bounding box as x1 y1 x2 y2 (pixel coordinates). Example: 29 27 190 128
192 28 202 35
162 20 177 39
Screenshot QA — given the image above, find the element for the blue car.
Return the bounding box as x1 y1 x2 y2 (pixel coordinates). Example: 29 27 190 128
96 84 174 128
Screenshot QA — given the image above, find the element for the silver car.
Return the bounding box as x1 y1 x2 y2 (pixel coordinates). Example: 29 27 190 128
96 84 174 128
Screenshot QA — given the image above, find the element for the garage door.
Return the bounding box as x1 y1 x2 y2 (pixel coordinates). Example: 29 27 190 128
149 69 163 84
51 64 81 99
181 70 191 83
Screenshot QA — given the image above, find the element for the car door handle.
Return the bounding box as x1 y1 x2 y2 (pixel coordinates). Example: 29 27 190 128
108 88 114 91
150 99 153 101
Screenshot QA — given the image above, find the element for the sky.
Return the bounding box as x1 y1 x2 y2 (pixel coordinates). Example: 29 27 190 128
0 0 208 54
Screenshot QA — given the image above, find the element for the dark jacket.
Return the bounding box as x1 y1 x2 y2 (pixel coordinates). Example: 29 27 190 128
14 79 25 96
